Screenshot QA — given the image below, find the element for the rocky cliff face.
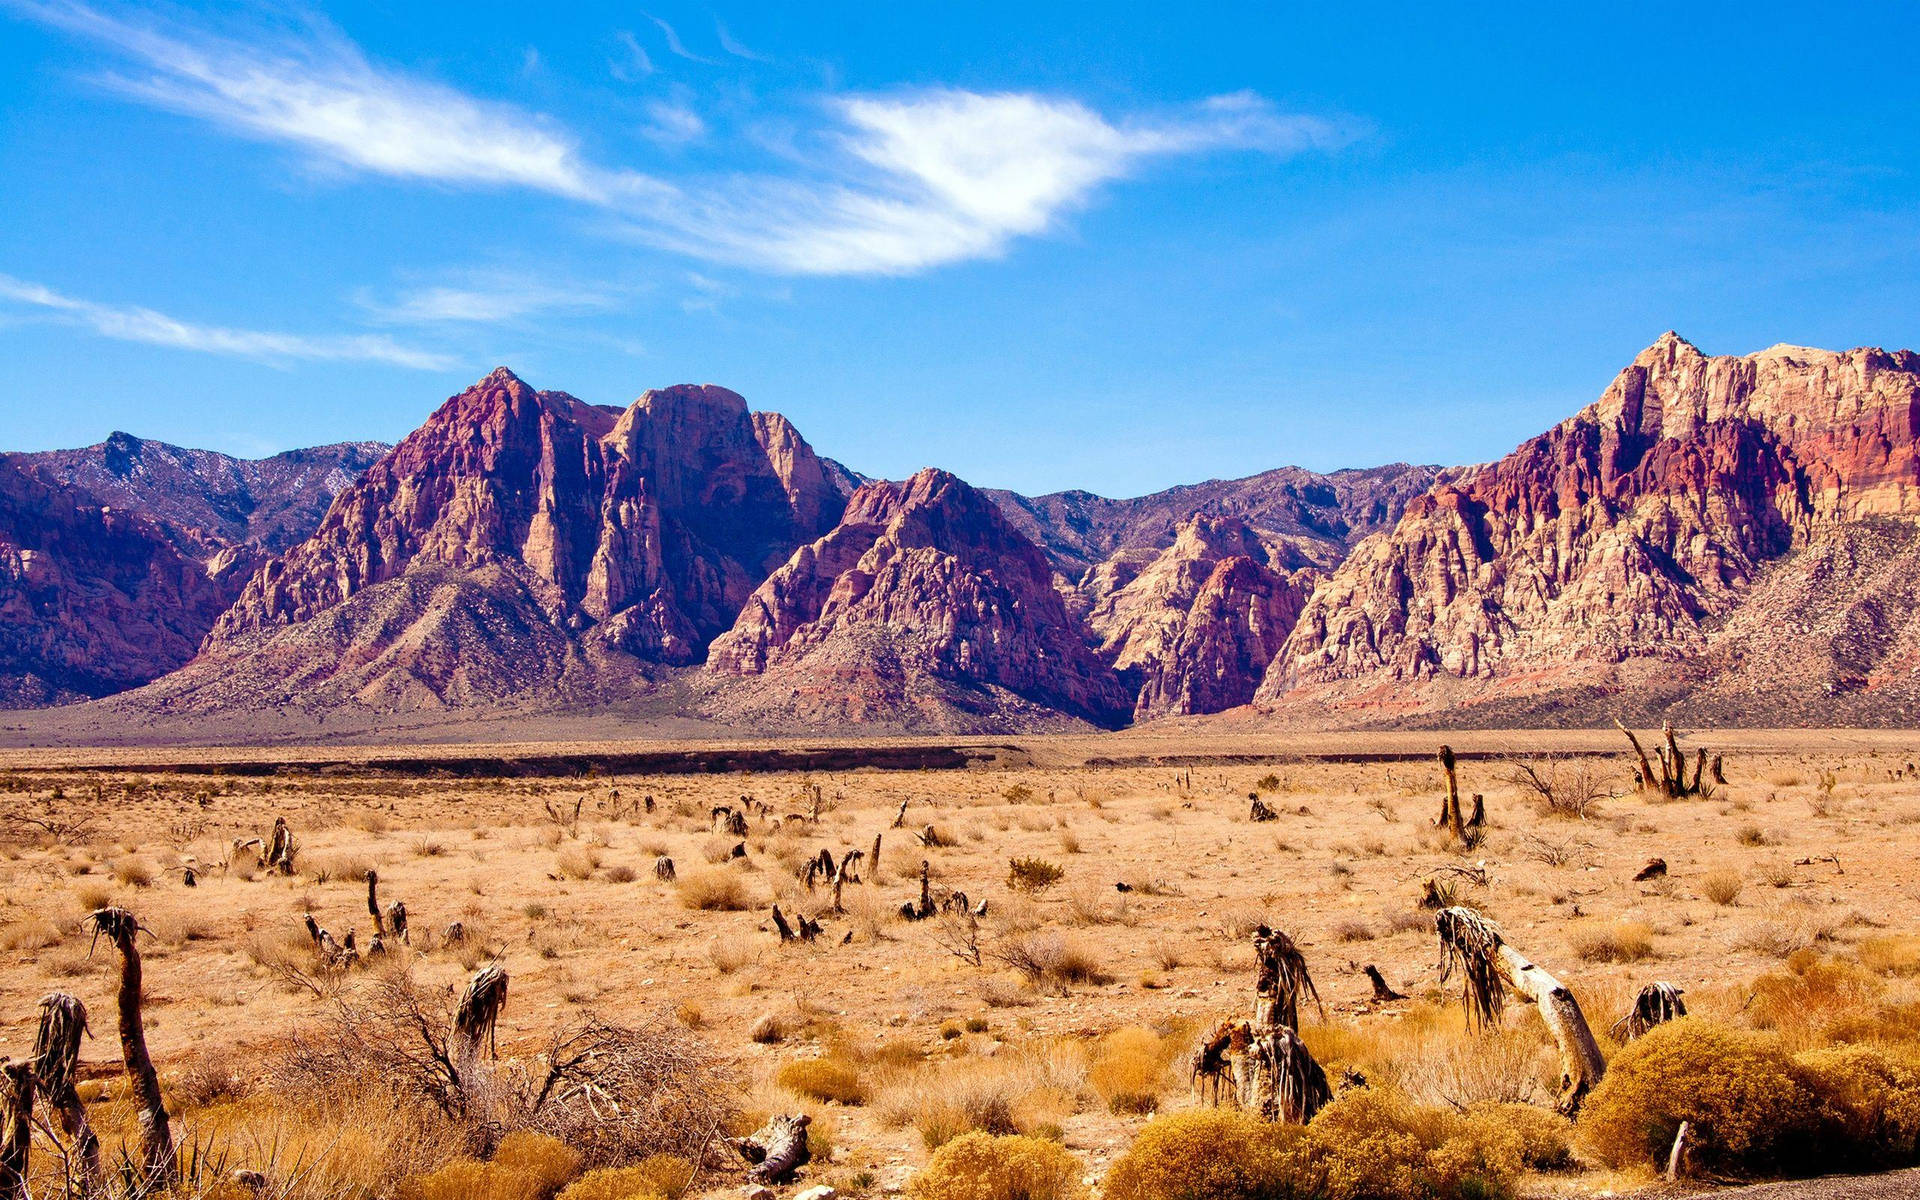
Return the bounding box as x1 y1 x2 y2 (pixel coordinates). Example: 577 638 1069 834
1135 554 1315 721
0 459 233 705
0 435 381 704
211 369 849 667
1263 334 1920 718
708 468 1132 729
990 462 1440 580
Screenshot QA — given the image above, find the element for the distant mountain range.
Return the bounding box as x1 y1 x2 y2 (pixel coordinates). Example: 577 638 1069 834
6 331 1919 734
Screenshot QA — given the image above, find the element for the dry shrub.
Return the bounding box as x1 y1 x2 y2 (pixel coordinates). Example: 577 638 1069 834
1747 951 1885 1045
1701 868 1743 906
676 868 751 912
1860 934 1920 977
1306 1006 1555 1110
1007 857 1065 894
554 1156 692 1200
1731 909 1839 959
706 934 759 974
110 856 155 887
556 845 601 881
1796 1043 1920 1168
184 1091 466 1200
604 863 638 884
399 1161 540 1200
275 968 735 1167
993 931 1109 991
908 1132 1087 1200
1580 1018 1817 1177
1088 1026 1177 1115
1570 920 1654 963
0 913 62 952
875 1041 1086 1149
492 1132 583 1198
1105 1091 1522 1200
1103 1109 1294 1200
1465 1102 1572 1170
777 1057 867 1105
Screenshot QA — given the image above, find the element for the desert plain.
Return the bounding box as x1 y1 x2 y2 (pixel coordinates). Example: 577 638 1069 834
2 727 1919 1199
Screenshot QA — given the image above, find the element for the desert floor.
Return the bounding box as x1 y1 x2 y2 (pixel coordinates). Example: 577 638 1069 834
3 728 1919 1197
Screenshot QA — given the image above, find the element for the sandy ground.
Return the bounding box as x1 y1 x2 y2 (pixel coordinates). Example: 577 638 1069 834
4 728 1919 1196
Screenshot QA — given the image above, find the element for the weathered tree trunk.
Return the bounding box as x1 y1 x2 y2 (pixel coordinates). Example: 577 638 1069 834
771 905 797 943
871 833 883 880
1437 906 1605 1114
33 992 102 1194
654 856 676 881
1437 745 1467 841
1194 924 1333 1124
1615 719 1657 792
452 965 508 1128
1497 941 1605 1112
892 798 909 828
1711 754 1727 785
265 817 295 875
731 1113 811 1183
1690 749 1707 795
367 870 387 938
86 908 174 1189
0 1060 30 1200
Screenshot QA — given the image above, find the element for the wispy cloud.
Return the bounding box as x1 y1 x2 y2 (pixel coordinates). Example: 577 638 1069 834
644 13 714 64
610 30 653 81
715 21 766 63
0 274 454 368
362 272 618 325
11 2 1353 276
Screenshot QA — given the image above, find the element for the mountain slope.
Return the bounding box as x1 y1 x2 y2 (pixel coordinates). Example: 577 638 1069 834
988 462 1440 580
707 468 1132 730
1262 334 1920 723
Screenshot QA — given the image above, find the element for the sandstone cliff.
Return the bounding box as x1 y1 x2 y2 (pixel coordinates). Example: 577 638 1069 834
1264 334 1920 720
708 468 1132 729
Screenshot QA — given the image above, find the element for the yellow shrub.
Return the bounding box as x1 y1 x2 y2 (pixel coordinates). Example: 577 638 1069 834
1466 1102 1572 1170
553 1157 690 1200
1797 1044 1920 1167
1860 934 1920 977
777 1057 867 1105
399 1161 541 1200
1088 1027 1174 1115
1580 1019 1816 1176
909 1132 1088 1200
1103 1109 1300 1200
492 1132 582 1199
676 867 752 911
1305 1088 1517 1200
1749 951 1885 1044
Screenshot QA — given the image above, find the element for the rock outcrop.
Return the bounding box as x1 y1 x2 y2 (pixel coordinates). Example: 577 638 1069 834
1263 334 1920 719
708 469 1132 729
1135 554 1315 720
0 436 381 704
211 369 850 669
990 462 1440 580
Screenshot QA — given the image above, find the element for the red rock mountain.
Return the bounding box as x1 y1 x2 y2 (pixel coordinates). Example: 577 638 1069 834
1262 333 1920 723
707 468 1132 729
0 436 381 705
988 462 1440 580
211 369 851 666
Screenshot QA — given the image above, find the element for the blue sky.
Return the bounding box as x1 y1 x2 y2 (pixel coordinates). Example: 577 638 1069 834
1 2 1916 496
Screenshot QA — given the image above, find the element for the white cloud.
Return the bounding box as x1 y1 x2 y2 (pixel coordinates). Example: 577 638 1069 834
645 14 714 64
363 273 617 325
715 21 766 63
0 274 453 368
610 30 654 81
10 2 1351 277
634 90 1350 274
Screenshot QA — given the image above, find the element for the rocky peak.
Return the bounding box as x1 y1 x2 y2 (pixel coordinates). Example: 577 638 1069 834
708 467 1130 728
211 370 845 667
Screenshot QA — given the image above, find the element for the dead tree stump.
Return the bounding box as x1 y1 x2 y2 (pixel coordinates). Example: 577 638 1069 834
1364 965 1407 1002
1249 795 1278 822
1612 982 1687 1041
0 1060 29 1200
264 817 296 875
731 1112 811 1183
899 860 936 921
1436 906 1605 1114
33 992 102 1192
654 856 676 881
86 908 174 1189
452 965 508 1126
1192 923 1333 1123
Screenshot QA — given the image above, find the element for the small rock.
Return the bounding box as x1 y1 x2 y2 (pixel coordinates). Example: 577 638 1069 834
742 1188 774 1200
794 1188 838 1200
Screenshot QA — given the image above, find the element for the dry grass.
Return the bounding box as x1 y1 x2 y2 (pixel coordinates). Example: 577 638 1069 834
5 736 1920 1194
